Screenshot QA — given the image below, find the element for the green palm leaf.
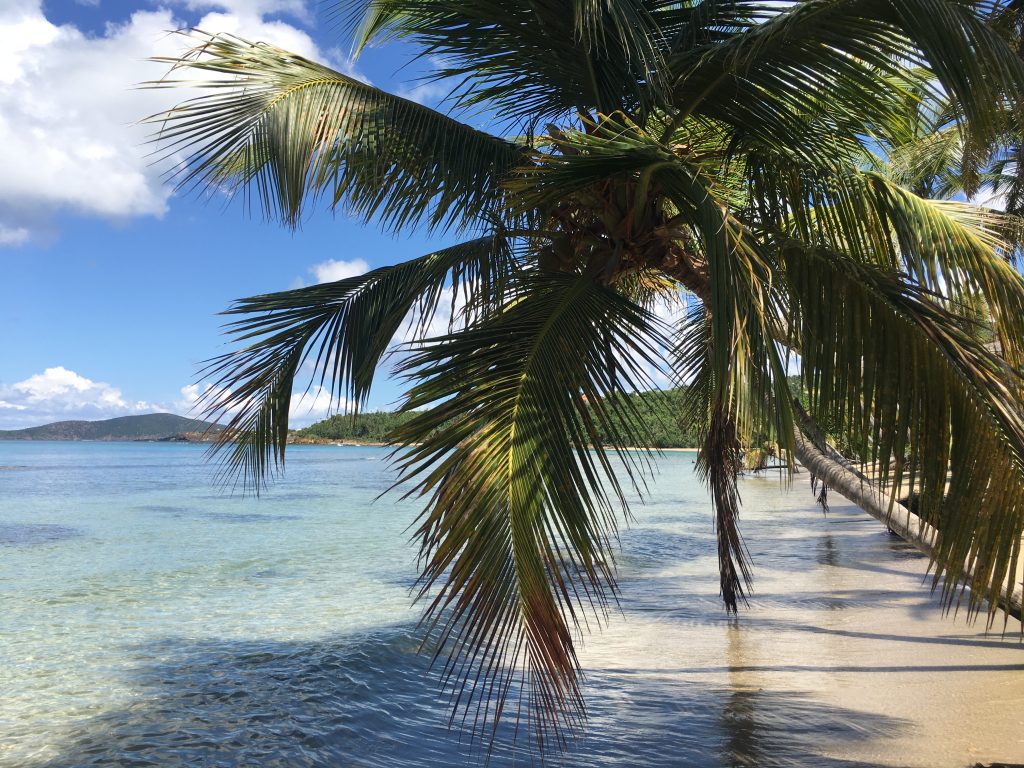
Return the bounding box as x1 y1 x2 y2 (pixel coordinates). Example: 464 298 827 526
146 31 526 231
668 0 1024 154
198 235 517 486
343 0 673 123
390 271 670 747
749 161 1024 366
782 241 1024 619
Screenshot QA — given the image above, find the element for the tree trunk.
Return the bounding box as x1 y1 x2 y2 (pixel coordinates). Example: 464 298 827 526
658 262 1023 619
791 427 1023 620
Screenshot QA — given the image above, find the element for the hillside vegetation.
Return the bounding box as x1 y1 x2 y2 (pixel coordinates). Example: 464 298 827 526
292 410 417 443
0 413 221 441
293 389 701 448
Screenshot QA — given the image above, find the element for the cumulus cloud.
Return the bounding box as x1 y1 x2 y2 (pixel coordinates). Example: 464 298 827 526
0 1 320 246
395 56 453 106
309 258 370 283
0 366 156 428
396 79 450 107
982 191 1008 211
289 384 345 425
177 381 347 427
171 0 313 24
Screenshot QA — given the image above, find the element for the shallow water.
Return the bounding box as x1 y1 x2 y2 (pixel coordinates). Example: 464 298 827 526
0 442 1021 767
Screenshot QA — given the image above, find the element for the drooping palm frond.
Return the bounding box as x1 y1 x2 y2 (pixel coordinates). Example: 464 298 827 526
668 0 1024 154
389 271 670 747
146 31 526 231
747 161 1024 367
198 235 517 486
344 0 673 124
781 241 1024 620
676 174 798 611
676 302 758 610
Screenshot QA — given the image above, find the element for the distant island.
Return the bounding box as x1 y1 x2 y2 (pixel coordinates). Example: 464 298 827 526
0 413 223 442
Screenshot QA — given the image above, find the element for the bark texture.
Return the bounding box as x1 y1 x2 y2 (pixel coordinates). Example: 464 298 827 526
791 428 1023 620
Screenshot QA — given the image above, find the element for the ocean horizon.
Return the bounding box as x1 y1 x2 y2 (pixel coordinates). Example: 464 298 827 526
2 441 1022 767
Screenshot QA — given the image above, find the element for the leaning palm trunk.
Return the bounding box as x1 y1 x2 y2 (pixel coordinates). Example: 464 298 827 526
792 429 1024 620
148 0 1024 751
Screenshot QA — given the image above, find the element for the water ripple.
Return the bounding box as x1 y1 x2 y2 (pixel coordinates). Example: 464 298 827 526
32 628 901 768
0 522 80 547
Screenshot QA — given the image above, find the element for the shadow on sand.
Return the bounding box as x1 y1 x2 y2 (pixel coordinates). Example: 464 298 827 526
32 626 905 768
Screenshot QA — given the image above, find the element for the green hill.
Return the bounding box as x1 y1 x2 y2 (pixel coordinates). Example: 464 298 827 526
293 389 701 448
0 413 222 442
293 410 417 443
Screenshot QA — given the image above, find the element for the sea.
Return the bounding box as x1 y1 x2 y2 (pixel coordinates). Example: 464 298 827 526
1 441 1022 767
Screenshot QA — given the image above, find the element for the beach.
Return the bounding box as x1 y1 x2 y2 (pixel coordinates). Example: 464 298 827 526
1 442 1021 767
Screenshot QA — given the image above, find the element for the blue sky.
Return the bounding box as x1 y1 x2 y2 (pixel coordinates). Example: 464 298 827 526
0 0 464 428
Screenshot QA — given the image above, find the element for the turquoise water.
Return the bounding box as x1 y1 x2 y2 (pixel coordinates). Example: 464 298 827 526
1 442 1022 767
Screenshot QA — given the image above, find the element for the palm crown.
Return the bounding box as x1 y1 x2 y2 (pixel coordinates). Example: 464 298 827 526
150 0 1024 749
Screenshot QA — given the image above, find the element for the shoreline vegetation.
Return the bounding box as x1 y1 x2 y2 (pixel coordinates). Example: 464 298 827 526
0 383 816 458
0 387 773 450
292 388 703 449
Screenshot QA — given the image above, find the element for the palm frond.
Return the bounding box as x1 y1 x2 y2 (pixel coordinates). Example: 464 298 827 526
668 0 1024 156
146 31 526 231
782 241 1024 620
198 235 517 487
885 123 967 197
749 163 1024 367
341 0 673 124
389 271 671 748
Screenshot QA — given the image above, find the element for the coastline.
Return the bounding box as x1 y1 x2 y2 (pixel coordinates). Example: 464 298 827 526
288 436 702 451
4 443 1022 767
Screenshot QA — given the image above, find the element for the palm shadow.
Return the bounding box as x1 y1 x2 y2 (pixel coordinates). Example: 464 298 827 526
34 626 906 768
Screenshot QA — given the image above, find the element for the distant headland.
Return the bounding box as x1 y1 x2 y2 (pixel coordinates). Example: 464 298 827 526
0 413 223 442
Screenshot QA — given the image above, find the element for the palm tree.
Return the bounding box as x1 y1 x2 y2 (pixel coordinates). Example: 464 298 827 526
149 0 1024 748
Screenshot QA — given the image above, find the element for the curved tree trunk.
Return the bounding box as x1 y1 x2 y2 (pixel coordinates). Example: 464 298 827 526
662 261 1023 619
791 427 1023 620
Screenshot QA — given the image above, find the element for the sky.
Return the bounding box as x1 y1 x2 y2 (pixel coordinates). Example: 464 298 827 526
0 0 469 429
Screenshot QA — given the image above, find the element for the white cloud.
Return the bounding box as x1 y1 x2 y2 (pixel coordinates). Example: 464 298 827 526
0 1 321 246
177 381 346 428
289 384 345 425
310 258 370 283
982 191 1008 211
186 11 319 58
175 382 211 415
395 56 451 106
173 0 313 24
0 225 29 245
394 285 461 342
0 366 352 430
650 291 688 327
0 366 156 428
397 80 449 106
321 46 370 83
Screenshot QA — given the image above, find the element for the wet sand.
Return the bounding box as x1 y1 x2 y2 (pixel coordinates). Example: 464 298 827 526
580 472 1024 767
